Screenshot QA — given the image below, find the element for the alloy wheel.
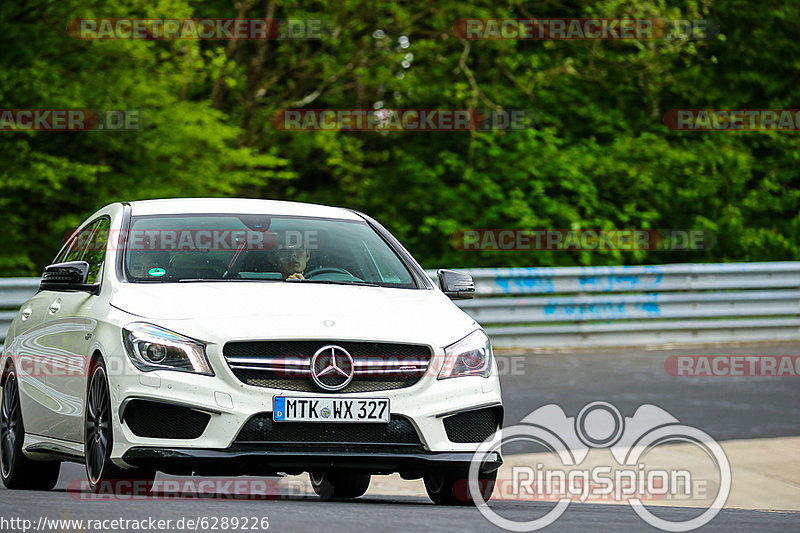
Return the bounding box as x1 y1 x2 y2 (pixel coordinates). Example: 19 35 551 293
86 367 110 484
1 375 19 477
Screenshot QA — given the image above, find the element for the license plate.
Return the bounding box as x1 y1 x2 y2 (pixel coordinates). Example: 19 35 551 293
273 397 390 423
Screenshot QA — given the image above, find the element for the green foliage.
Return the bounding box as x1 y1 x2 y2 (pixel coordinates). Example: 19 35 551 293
0 0 798 274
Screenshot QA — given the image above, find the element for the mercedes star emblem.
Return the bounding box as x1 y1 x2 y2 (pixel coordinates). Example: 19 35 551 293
310 345 354 391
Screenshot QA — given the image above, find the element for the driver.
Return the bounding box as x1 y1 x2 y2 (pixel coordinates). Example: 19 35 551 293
275 243 310 280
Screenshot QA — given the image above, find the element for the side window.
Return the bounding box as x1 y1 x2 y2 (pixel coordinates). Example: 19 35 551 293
83 218 110 284
51 218 109 285
53 243 70 265
55 221 98 264
363 241 411 284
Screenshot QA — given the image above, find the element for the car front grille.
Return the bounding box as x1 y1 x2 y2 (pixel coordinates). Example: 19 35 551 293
442 407 502 443
222 340 433 393
234 413 424 447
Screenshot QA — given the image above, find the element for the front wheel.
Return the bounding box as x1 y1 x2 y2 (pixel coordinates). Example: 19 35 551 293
309 471 371 500
424 469 497 506
1 369 61 490
85 359 155 494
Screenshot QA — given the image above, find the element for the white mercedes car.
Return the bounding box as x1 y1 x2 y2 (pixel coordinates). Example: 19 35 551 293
1 198 502 504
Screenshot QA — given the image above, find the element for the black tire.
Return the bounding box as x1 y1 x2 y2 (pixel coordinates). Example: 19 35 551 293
309 471 371 500
1 368 61 490
85 358 155 494
424 469 497 506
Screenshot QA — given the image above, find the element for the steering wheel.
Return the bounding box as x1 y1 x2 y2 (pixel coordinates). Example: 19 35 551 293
304 267 356 279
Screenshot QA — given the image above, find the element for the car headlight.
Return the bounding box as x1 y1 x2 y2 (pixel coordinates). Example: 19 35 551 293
438 330 492 379
122 323 213 375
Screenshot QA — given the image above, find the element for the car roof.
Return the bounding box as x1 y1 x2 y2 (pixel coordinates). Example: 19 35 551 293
127 198 364 221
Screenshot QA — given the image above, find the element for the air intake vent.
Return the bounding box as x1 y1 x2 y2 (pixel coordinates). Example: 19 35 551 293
443 407 502 443
235 413 423 447
123 400 211 439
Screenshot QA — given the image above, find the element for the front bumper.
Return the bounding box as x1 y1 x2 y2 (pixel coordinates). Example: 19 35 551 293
121 446 503 477
102 320 504 476
109 350 504 472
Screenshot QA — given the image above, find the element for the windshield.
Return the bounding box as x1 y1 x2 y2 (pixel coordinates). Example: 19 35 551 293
122 214 417 288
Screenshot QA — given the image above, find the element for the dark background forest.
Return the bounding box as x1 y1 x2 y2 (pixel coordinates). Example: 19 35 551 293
1 0 798 275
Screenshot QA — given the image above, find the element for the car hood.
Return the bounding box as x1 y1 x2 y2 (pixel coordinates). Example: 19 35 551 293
110 282 479 347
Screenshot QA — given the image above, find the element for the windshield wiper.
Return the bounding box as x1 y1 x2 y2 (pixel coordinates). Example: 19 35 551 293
176 278 283 283
174 278 380 287
285 278 381 287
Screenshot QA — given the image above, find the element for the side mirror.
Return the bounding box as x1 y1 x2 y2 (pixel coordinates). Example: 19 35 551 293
437 269 475 300
39 261 99 294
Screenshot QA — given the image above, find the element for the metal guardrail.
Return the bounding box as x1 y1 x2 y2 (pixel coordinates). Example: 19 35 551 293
2 262 799 348
0 278 40 343
427 262 800 348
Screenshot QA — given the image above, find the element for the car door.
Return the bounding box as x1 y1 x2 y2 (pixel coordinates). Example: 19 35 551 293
35 218 107 442
6 288 58 437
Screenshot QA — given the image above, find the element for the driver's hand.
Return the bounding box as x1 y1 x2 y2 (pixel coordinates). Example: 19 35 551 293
287 272 305 280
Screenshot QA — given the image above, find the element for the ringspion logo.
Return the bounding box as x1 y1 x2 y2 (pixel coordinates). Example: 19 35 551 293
470 402 731 531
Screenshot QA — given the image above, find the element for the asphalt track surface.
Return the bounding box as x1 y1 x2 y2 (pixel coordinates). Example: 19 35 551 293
2 343 799 532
